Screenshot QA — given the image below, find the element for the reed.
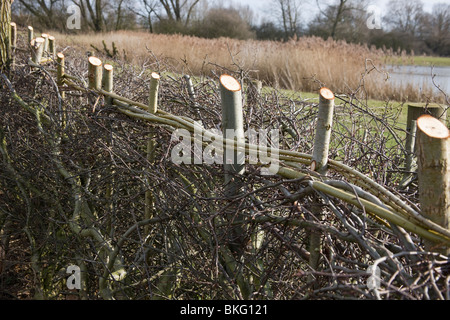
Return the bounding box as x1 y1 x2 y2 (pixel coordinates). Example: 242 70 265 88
53 30 445 102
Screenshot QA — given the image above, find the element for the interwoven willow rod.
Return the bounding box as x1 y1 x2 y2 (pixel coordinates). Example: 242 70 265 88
24 45 450 249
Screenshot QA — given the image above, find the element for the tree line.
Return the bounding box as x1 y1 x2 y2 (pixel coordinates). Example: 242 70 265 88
10 0 450 56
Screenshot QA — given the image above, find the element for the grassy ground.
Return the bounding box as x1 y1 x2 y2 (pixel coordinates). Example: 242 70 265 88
386 55 450 67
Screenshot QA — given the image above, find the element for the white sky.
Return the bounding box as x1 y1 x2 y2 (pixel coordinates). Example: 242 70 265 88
237 0 449 24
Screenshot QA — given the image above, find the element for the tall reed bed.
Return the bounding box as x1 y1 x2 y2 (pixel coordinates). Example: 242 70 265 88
55 30 443 102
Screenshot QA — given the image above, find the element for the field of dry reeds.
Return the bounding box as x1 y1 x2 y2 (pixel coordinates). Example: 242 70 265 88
53 30 443 103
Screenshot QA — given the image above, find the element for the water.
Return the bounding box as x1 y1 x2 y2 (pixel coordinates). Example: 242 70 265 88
386 65 450 95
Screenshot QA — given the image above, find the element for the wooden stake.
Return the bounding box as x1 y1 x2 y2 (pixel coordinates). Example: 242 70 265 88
41 33 49 54
56 52 65 99
416 114 450 254
220 74 246 257
88 56 103 90
31 37 45 65
220 74 245 196
309 87 335 285
407 103 447 133
405 120 417 172
148 72 160 114
57 53 65 85
183 75 196 100
27 26 34 46
102 64 114 106
247 79 262 106
312 87 335 174
183 74 202 121
145 72 160 232
10 22 16 68
48 35 56 57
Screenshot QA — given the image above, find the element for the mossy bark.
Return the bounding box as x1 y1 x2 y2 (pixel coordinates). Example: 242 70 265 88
0 0 12 73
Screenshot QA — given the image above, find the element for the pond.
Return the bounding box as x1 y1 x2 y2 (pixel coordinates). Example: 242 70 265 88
386 65 450 96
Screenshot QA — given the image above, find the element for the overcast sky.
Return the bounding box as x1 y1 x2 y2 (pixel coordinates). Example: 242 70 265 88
236 0 448 24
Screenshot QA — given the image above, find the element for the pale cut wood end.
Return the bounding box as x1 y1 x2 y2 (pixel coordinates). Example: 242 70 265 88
310 160 317 172
104 64 114 71
220 74 241 92
319 87 335 100
31 37 45 47
151 72 160 80
417 114 450 139
57 52 65 59
88 56 102 67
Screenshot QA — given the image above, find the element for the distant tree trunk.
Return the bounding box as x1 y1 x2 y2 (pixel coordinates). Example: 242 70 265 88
0 0 12 73
77 0 105 32
330 0 347 38
159 0 200 26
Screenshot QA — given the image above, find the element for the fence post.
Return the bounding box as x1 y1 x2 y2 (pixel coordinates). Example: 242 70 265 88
183 75 196 100
309 87 335 285
402 103 448 183
311 87 335 174
220 74 245 196
27 26 34 46
48 35 56 58
10 22 16 68
88 56 103 90
145 72 160 231
148 72 160 114
31 37 45 66
56 53 65 98
400 120 417 187
183 74 202 121
247 79 262 106
407 103 447 132
416 114 450 254
220 74 246 258
102 64 114 106
41 33 49 54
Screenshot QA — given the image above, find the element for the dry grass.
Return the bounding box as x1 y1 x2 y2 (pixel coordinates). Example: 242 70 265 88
53 30 444 102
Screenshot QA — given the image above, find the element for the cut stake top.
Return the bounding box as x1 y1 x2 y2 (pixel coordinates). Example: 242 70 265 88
88 56 102 67
417 114 450 139
220 74 241 92
104 64 113 71
31 37 45 46
319 87 335 100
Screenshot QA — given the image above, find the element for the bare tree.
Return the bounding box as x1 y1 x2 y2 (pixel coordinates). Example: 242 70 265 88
273 0 303 39
309 0 368 42
159 0 201 26
72 0 106 32
383 0 425 36
135 0 160 32
16 0 65 29
423 3 450 56
107 0 137 31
